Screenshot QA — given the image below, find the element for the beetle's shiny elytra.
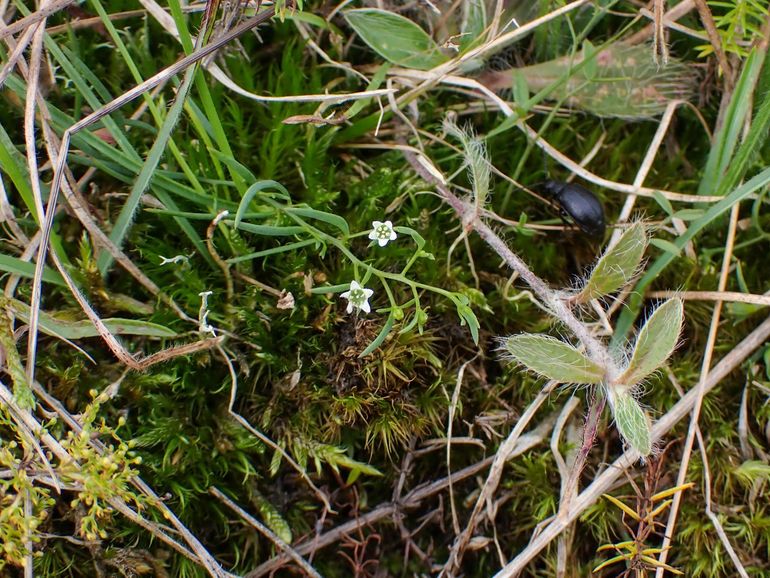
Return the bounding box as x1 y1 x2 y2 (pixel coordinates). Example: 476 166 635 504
539 180 606 237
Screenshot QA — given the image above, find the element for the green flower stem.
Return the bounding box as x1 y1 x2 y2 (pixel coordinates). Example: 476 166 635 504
378 277 397 310
400 249 422 276
347 231 373 239
253 202 457 299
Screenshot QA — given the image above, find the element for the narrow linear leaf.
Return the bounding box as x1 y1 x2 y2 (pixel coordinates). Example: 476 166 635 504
651 482 695 502
97 58 199 274
208 148 257 183
460 0 487 52
235 180 291 228
638 555 684 574
11 299 178 339
394 226 425 250
286 207 350 236
326 453 382 477
345 9 449 70
234 222 306 236
579 222 647 301
512 71 530 109
619 298 683 385
504 334 605 384
227 239 317 264
609 387 652 456
698 49 764 197
455 301 480 345
649 237 682 256
309 283 350 294
359 314 396 357
593 554 633 574
75 318 178 339
671 209 706 221
0 254 65 286
0 124 37 220
602 494 641 522
652 190 674 216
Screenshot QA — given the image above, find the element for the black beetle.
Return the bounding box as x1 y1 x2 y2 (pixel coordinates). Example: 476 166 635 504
539 180 606 237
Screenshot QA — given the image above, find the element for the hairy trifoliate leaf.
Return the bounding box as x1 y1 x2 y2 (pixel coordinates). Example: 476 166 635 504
504 334 605 384
578 222 647 301
608 387 652 456
618 298 683 386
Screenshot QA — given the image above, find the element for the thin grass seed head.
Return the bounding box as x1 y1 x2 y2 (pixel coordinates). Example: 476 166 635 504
443 117 491 211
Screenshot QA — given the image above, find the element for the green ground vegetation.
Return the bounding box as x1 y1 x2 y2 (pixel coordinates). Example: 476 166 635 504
2 0 770 577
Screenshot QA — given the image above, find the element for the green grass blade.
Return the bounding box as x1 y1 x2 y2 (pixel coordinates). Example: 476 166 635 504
96 69 198 274
698 49 765 196
0 254 65 286
614 87 770 341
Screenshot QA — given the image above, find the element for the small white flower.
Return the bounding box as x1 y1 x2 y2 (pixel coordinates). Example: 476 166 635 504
340 281 374 314
368 220 397 247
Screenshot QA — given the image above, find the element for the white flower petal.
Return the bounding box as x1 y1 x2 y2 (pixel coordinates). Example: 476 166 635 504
377 237 388 247
368 230 378 240
383 220 393 229
340 280 375 314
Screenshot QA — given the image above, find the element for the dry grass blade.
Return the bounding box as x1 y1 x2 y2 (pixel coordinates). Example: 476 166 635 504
627 1 695 45
446 358 478 536
0 0 74 39
0 25 38 88
693 0 734 88
649 290 770 306
440 381 558 575
3 20 194 327
245 415 557 578
653 203 739 575
610 100 681 246
210 487 323 578
22 0 59 387
391 67 726 203
653 0 670 64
